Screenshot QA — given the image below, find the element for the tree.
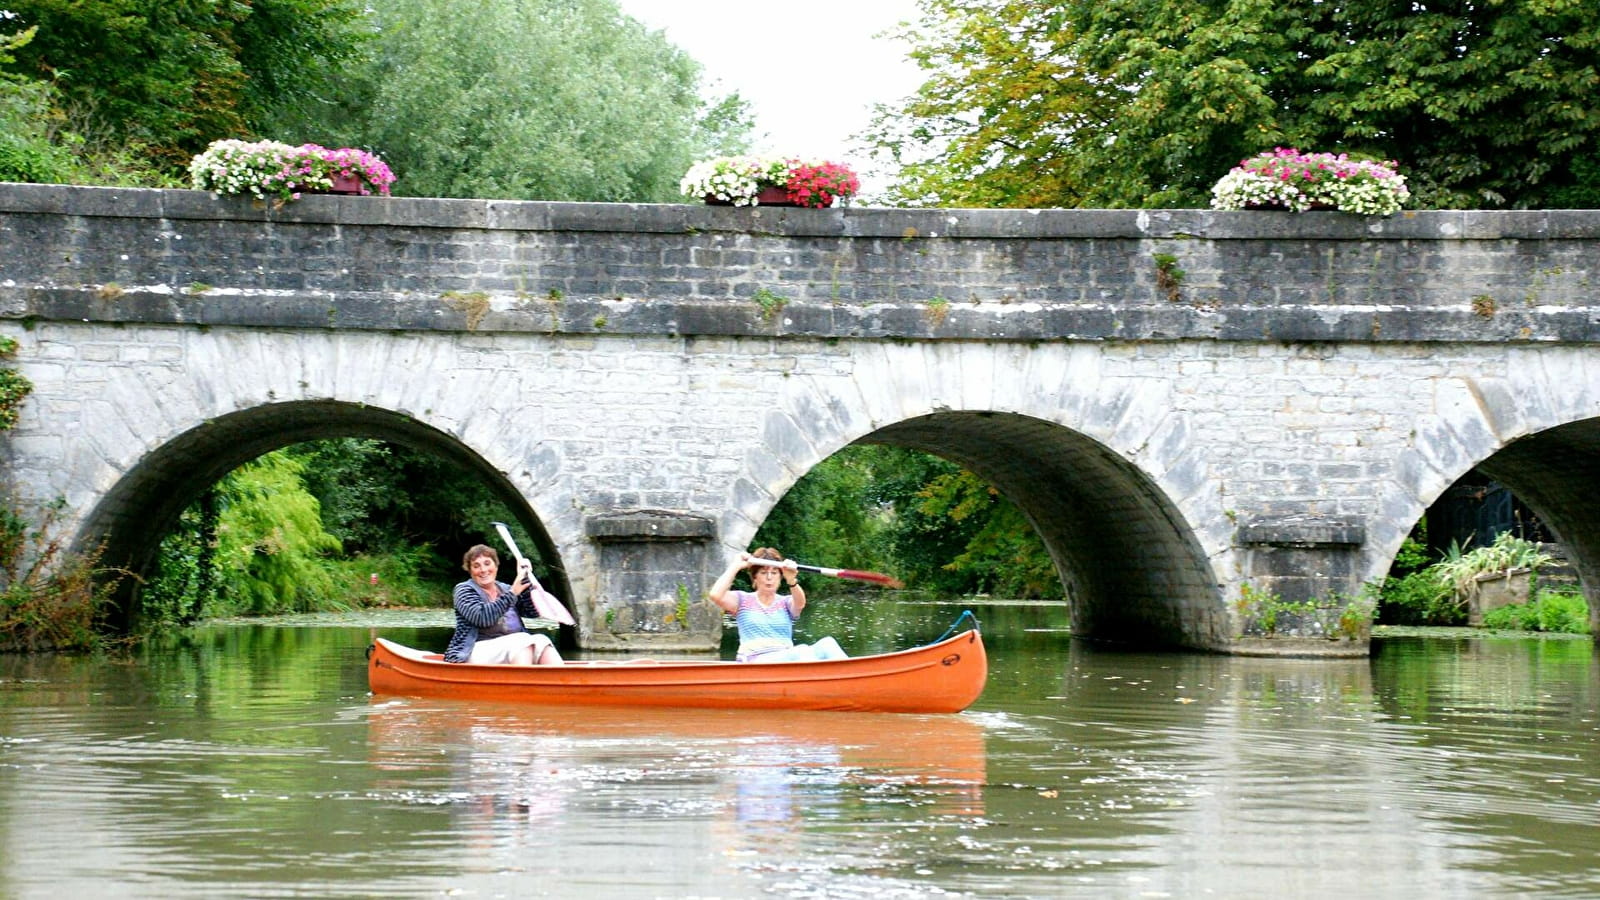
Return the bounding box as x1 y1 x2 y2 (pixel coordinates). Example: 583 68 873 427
211 451 343 616
756 445 1062 599
316 0 752 201
0 16 79 183
3 0 370 173
871 0 1600 209
911 469 1062 599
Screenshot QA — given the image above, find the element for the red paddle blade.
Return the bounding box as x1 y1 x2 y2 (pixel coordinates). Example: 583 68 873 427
835 569 905 589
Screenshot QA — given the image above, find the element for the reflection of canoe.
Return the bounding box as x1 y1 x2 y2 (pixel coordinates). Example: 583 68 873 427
367 629 986 713
366 701 988 816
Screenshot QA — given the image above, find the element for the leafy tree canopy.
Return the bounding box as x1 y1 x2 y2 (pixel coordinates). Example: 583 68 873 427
754 445 1062 600
319 0 752 201
871 0 1600 209
3 0 370 171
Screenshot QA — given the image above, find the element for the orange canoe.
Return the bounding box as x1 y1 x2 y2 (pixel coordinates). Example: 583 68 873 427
367 629 987 713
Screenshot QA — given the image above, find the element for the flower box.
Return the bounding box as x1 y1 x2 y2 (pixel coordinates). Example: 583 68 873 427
322 173 364 195
189 139 395 203
704 185 796 207
681 155 859 208
1212 148 1409 215
1467 568 1533 627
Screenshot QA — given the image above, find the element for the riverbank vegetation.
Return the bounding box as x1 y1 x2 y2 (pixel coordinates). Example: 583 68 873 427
1376 526 1589 635
131 441 1063 632
0 499 119 652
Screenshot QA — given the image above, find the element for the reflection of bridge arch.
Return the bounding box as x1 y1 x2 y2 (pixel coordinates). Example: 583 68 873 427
84 400 572 631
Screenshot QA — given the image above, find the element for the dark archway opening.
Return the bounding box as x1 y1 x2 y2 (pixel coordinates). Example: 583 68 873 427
757 412 1223 650
78 400 571 640
1378 420 1597 634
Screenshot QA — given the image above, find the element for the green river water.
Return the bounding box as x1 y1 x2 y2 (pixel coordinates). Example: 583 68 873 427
1 600 1596 898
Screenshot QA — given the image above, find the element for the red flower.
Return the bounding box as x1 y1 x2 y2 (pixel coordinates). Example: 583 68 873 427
782 160 860 208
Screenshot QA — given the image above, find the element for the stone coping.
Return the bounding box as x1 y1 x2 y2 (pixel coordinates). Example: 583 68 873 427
6 182 1600 240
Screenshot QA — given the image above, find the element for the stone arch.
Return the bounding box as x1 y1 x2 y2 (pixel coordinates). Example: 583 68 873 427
1393 420 1600 635
79 400 572 631
717 342 1228 650
866 411 1224 649
1365 351 1600 634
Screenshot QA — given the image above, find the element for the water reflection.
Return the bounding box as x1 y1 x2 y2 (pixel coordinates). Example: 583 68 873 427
0 608 1595 897
368 702 987 820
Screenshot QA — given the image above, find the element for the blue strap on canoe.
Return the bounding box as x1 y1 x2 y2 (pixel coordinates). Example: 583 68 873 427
929 609 980 644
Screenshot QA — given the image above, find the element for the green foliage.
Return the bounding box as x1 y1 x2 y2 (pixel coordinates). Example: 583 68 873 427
1237 583 1294 636
753 445 892 596
0 20 75 182
211 451 343 615
1235 582 1374 639
229 0 375 142
874 0 1600 209
913 468 1061 599
320 547 444 608
1379 568 1461 627
1375 523 1460 626
319 0 751 201
145 439 498 621
139 489 217 628
287 438 540 583
1480 588 1591 635
0 497 119 652
754 445 1062 600
1377 528 1563 627
3 0 747 197
0 335 33 430
4 0 371 174
1432 532 1553 601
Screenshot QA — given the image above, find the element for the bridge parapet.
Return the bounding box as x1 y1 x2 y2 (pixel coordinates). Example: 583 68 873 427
4 184 1600 346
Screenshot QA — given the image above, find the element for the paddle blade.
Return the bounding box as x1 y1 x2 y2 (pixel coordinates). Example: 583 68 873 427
491 521 574 625
835 569 905 589
530 592 576 627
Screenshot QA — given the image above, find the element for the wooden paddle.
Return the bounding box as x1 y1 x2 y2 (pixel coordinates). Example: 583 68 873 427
746 556 904 589
490 521 576 625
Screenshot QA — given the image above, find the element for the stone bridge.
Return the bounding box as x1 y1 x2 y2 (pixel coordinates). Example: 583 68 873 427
3 183 1599 654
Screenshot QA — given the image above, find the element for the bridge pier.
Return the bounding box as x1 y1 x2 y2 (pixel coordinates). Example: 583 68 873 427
1233 516 1373 656
583 510 724 651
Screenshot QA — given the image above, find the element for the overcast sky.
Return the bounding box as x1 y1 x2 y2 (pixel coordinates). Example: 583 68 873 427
615 0 926 197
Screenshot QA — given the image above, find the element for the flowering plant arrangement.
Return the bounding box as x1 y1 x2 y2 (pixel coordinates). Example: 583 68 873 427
784 160 860 209
189 139 395 202
1211 148 1409 215
301 144 396 196
679 155 860 208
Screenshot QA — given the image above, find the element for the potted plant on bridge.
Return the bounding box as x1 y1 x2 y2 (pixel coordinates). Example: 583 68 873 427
680 155 860 208
189 139 396 202
1210 148 1409 215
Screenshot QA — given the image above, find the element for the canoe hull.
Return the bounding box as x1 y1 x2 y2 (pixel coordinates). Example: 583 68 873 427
368 629 986 714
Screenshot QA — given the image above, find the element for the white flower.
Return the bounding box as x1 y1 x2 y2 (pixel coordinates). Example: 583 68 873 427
1210 170 1309 212
679 155 790 206
1211 149 1409 215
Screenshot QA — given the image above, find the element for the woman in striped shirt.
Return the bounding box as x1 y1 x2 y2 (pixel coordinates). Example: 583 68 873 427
708 546 847 662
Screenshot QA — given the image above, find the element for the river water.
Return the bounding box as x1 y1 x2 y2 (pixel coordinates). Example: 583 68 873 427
1 600 1596 898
